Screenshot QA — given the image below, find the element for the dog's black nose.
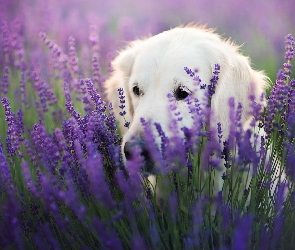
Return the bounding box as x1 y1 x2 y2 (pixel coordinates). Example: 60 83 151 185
124 140 154 172
124 141 133 161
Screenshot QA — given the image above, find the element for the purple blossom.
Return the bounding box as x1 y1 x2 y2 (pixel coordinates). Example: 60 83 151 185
269 215 284 248
31 66 58 108
92 55 104 96
33 223 61 250
184 66 205 89
117 87 130 128
264 34 294 138
139 120 166 173
1 21 10 60
217 122 223 144
232 214 253 250
1 97 24 157
132 235 146 250
19 71 28 108
80 79 92 112
68 36 79 75
284 142 295 181
1 66 9 95
285 34 294 62
85 146 116 209
92 217 123 250
85 78 106 112
207 64 220 99
30 123 61 175
1 194 22 248
65 101 81 120
184 66 195 77
21 161 37 195
39 32 67 80
89 25 105 95
168 192 178 223
0 141 14 193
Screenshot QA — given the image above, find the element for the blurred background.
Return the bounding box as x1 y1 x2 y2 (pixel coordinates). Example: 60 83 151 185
1 0 295 83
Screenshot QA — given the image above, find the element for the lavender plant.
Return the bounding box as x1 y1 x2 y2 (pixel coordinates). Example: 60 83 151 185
1 2 295 249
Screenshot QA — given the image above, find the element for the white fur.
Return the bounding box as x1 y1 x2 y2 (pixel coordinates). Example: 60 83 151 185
106 24 267 146
105 25 270 197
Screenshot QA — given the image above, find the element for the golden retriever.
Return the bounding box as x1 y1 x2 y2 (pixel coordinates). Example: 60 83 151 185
105 24 270 197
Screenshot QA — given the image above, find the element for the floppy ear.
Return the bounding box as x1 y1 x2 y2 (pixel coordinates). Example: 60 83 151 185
105 40 144 134
211 51 268 138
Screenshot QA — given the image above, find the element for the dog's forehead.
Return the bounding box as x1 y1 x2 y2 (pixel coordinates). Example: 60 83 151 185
132 41 212 90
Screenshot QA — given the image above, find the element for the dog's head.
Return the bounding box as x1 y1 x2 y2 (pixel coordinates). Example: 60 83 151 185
106 25 268 164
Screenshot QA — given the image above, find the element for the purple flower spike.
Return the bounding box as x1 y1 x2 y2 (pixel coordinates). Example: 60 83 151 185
86 150 116 210
1 66 9 95
233 214 253 250
19 71 28 108
85 78 106 112
92 217 123 250
117 88 130 128
207 64 220 99
184 66 195 77
65 101 81 121
79 79 92 112
0 141 14 193
1 22 10 59
68 36 79 75
1 97 24 157
21 161 37 195
285 34 294 62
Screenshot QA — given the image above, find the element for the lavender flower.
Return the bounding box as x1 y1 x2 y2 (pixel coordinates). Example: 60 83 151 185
264 34 294 138
19 71 28 108
140 119 165 174
117 87 130 128
33 223 61 250
184 66 205 89
89 25 105 95
285 34 294 62
0 141 14 193
1 66 9 95
65 101 81 121
68 36 79 75
79 79 92 112
92 217 123 250
86 146 116 209
85 78 106 112
184 66 195 77
21 161 37 195
132 235 146 250
1 97 25 157
207 64 220 99
1 21 10 61
39 32 67 80
232 214 253 250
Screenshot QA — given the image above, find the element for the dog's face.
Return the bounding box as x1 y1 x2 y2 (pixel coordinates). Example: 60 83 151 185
124 41 212 141
106 25 267 162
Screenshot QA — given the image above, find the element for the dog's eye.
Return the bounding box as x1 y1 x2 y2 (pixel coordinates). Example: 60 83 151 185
133 85 141 96
174 85 191 100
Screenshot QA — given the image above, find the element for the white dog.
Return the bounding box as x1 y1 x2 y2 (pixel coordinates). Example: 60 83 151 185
105 24 269 196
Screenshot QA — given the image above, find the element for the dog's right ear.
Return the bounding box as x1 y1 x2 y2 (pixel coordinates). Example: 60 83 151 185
105 40 144 134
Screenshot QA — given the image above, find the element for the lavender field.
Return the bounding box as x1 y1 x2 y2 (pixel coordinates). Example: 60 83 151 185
1 0 295 249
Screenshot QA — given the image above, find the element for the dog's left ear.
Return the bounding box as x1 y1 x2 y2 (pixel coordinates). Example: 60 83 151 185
211 52 268 137
105 40 144 134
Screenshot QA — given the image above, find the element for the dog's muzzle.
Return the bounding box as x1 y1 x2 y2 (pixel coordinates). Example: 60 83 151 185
124 139 155 173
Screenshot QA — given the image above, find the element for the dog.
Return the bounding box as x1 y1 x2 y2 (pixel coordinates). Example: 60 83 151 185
105 24 269 198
